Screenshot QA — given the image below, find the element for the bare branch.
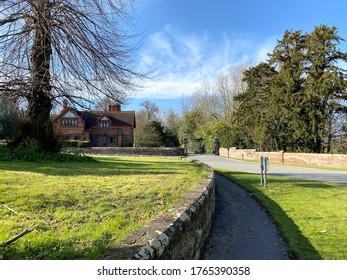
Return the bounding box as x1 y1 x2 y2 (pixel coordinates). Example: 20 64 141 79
0 0 145 105
0 224 35 247
3 204 19 215
1 202 32 219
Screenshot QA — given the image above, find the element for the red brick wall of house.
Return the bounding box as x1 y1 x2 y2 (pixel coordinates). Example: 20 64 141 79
53 117 134 147
53 121 87 141
89 126 134 147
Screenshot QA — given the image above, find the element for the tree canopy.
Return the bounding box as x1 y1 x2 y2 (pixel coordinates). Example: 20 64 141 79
233 25 347 152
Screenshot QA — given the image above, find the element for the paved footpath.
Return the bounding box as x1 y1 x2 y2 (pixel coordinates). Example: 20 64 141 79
203 174 289 260
187 154 347 260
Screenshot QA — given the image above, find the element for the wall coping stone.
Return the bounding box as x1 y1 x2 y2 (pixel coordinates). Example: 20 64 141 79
64 147 185 156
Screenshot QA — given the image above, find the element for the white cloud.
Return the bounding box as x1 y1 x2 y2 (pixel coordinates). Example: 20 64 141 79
137 26 278 99
138 76 200 99
254 36 278 64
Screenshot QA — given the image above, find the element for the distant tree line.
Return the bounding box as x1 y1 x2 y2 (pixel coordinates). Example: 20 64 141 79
135 25 347 153
135 101 180 147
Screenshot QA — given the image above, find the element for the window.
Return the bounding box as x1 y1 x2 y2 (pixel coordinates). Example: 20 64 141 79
99 122 110 128
61 118 78 126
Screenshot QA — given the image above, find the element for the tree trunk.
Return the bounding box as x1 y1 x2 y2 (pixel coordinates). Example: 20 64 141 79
27 0 58 152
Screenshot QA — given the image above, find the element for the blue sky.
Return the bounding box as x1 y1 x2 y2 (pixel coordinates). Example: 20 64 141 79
123 0 347 112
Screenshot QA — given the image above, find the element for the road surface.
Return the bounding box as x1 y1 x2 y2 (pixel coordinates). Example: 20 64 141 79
188 154 347 185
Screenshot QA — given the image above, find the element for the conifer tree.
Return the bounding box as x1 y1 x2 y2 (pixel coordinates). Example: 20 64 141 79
304 25 347 152
234 25 347 152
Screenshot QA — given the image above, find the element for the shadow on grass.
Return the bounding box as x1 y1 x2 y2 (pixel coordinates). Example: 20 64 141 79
216 170 322 260
0 157 198 177
0 238 89 260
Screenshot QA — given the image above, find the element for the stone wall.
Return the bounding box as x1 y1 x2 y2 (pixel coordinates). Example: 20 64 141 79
284 152 347 168
66 147 185 156
105 166 216 260
220 147 347 168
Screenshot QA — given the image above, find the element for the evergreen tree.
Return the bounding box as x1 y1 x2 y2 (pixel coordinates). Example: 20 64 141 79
304 25 347 152
233 25 347 153
267 30 308 151
233 63 277 150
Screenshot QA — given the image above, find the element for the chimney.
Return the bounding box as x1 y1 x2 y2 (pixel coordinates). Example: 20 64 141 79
62 100 68 111
108 103 121 112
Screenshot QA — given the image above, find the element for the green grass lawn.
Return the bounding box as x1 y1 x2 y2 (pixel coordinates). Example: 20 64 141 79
216 169 347 260
0 156 207 260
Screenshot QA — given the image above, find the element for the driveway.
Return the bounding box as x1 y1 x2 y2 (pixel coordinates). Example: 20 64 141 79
188 154 347 185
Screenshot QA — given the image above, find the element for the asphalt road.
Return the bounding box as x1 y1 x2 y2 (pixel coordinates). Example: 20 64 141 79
188 154 347 185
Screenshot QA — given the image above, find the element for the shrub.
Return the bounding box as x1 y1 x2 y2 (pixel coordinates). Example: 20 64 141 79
60 140 90 148
14 138 43 162
0 144 15 161
0 138 95 162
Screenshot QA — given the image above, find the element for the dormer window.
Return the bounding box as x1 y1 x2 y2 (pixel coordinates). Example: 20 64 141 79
61 119 78 126
60 110 78 126
99 121 110 128
99 116 110 128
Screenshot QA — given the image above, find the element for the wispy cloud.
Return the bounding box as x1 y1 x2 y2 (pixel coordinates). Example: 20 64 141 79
254 36 278 64
137 25 277 99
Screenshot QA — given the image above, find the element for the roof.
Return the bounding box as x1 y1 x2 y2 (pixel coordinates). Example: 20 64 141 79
51 108 136 130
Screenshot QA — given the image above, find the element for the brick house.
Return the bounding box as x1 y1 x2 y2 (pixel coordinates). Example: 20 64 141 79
51 101 136 147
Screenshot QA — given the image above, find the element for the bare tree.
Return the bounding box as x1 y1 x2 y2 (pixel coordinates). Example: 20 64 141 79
135 101 160 147
192 65 248 123
0 0 144 152
139 100 159 121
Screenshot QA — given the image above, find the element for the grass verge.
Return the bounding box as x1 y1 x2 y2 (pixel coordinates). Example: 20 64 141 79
0 156 207 259
215 169 347 260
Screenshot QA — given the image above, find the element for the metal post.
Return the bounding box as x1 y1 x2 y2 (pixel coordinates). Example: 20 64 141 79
260 156 264 186
260 156 269 187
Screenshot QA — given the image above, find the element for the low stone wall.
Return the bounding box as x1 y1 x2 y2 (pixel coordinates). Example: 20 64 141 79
220 147 347 168
66 147 185 156
105 166 215 260
284 152 347 168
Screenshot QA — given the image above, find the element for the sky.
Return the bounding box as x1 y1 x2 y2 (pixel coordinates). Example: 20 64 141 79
123 0 347 112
